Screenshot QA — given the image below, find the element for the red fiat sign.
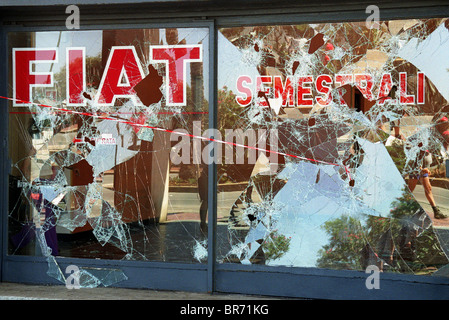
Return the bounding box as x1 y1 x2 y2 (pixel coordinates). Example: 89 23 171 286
12 44 202 107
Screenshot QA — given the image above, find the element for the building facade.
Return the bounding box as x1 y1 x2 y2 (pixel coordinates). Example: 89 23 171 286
1 0 449 299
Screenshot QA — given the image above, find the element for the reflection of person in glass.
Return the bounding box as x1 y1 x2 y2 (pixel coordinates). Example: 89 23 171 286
406 151 447 218
198 163 208 235
402 118 449 220
11 164 60 256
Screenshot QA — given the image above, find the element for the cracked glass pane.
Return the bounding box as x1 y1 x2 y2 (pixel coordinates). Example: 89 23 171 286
7 27 210 279
7 18 449 282
217 19 449 276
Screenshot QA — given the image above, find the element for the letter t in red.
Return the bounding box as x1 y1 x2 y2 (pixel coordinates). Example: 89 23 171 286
150 45 202 106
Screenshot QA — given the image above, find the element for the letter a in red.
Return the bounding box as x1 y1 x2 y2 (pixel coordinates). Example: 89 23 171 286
96 46 145 106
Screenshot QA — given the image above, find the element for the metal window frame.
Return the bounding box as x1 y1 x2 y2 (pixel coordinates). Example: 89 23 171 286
1 2 449 299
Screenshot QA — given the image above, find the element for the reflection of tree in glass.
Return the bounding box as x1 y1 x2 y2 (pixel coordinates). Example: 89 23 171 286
385 138 406 174
316 188 447 274
389 189 448 272
53 54 103 101
316 215 365 270
262 229 291 262
218 86 244 132
218 86 256 183
389 188 421 218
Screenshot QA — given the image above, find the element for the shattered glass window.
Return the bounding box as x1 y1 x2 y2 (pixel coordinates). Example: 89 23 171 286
7 17 449 285
216 19 449 277
7 27 210 285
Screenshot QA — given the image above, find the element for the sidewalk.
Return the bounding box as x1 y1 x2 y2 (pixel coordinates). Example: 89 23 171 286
0 282 277 300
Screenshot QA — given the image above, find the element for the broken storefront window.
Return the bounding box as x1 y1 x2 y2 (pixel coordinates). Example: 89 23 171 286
7 19 449 287
217 19 449 275
8 28 210 287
